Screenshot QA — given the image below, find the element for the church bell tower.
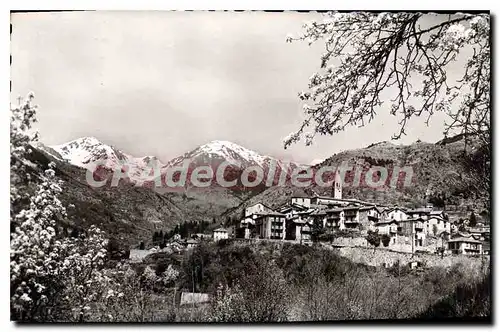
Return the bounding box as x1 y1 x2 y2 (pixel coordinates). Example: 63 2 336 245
332 169 343 199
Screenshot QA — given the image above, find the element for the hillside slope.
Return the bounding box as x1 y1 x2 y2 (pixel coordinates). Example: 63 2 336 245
18 144 210 247
224 137 489 220
314 138 488 208
20 135 488 245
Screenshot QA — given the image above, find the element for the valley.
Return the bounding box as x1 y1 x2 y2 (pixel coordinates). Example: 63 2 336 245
23 134 490 249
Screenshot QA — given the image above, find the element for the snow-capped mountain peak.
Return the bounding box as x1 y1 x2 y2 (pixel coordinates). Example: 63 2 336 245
47 137 304 187
50 137 165 183
197 140 267 166
51 136 128 167
164 139 279 169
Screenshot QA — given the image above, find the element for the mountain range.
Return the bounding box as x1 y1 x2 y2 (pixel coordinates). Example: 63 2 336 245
23 135 489 247
45 137 302 186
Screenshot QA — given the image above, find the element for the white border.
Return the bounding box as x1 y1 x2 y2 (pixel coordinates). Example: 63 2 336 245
2 0 495 11
2 1 497 331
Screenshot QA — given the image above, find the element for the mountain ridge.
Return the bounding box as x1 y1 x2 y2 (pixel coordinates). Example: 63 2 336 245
29 133 489 244
48 137 304 188
223 135 489 221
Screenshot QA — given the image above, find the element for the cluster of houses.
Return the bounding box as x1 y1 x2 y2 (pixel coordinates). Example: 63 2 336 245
235 187 489 256
148 176 489 258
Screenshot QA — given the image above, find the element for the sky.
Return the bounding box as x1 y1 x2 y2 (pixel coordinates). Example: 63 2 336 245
11 11 456 165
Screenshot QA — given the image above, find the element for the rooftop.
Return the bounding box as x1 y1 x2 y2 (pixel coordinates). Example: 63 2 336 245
245 202 273 211
359 206 380 211
310 210 327 216
382 207 408 213
297 209 315 215
407 208 433 214
448 237 482 244
469 227 490 233
398 217 425 223
291 193 310 199
312 195 375 205
377 220 398 225
325 208 344 213
254 211 286 217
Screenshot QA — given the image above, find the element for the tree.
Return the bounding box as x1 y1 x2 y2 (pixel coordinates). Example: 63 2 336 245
285 12 490 204
310 220 324 243
209 261 290 322
70 228 80 238
10 94 110 322
123 249 130 260
152 231 161 245
285 12 489 147
469 212 478 228
107 238 121 260
139 241 145 250
179 223 188 239
432 224 438 236
381 234 391 247
366 230 381 249
436 246 445 258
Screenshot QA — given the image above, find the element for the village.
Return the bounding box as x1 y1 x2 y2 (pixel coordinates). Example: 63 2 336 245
230 175 490 256
9 9 492 322
138 172 490 260
125 171 490 309
232 193 489 256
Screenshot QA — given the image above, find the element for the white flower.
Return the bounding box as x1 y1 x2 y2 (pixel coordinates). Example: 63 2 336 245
445 24 466 41
470 16 488 29
20 293 32 302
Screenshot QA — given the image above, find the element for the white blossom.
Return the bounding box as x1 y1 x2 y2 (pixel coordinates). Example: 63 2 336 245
10 94 113 321
284 12 490 147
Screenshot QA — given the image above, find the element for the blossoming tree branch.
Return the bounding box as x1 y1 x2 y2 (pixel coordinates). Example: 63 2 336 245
284 12 490 149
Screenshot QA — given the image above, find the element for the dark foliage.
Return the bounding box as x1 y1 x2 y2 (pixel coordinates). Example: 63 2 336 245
469 212 477 228
417 273 491 319
366 230 381 247
180 242 260 293
381 234 391 247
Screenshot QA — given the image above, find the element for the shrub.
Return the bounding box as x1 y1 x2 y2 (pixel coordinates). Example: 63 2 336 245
208 260 290 322
366 230 381 248
9 94 123 322
381 234 391 247
417 273 491 319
